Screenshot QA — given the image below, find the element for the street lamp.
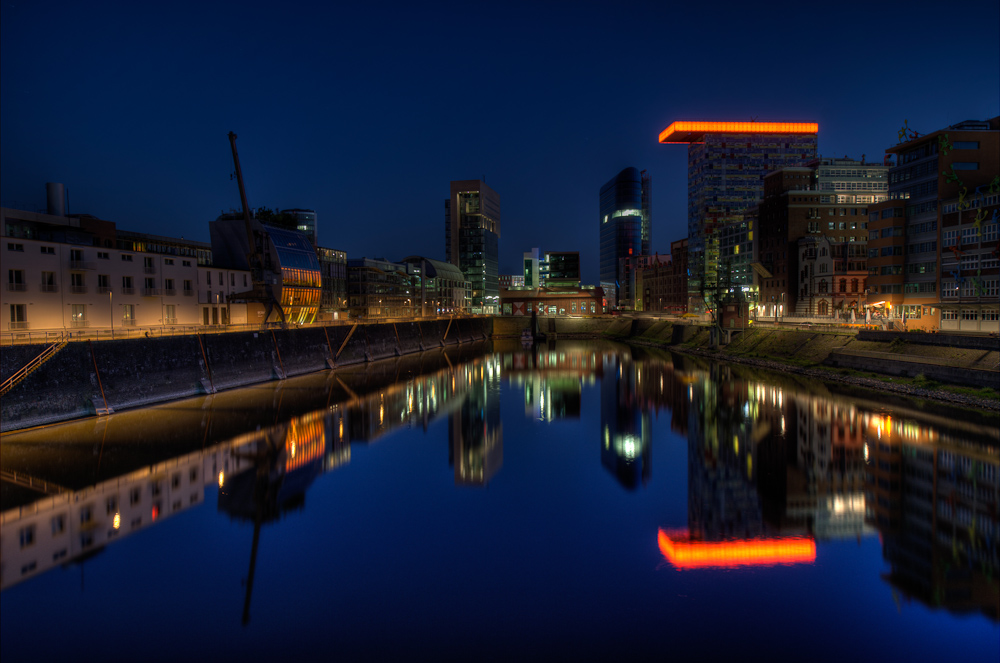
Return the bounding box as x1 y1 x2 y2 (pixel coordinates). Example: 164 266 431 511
109 290 114 339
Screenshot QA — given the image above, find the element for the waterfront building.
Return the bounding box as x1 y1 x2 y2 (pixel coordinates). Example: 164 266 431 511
754 159 876 318
635 253 672 313
346 257 413 318
209 215 322 324
317 247 348 321
2 204 257 335
445 180 501 314
499 285 604 316
599 167 651 308
624 253 668 311
659 121 818 312
399 255 471 316
868 117 998 332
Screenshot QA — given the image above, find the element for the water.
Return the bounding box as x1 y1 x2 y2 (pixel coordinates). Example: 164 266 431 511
2 340 997 662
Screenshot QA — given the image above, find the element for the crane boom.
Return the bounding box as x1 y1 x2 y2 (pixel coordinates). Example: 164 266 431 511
226 132 286 326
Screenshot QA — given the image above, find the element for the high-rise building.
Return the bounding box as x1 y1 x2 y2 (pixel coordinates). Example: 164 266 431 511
659 121 818 312
599 167 651 308
445 180 501 314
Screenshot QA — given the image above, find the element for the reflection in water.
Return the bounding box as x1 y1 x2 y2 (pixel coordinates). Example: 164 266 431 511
602 352 651 490
2 343 997 626
450 356 503 486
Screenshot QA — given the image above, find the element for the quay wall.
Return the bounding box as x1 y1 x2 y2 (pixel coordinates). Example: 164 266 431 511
1 318 492 433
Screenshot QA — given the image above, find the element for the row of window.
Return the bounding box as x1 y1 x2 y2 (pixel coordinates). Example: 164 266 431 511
941 310 1000 321
5 243 195 267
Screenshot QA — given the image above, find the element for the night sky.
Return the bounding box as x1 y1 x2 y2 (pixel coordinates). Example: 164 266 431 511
2 0 998 284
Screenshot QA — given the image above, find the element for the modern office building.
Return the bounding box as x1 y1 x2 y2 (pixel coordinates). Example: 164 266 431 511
445 180 501 314
541 251 581 288
317 247 348 320
399 255 471 316
345 257 412 319
659 121 818 312
599 168 651 308
282 208 318 247
869 117 999 332
523 247 540 287
209 215 322 324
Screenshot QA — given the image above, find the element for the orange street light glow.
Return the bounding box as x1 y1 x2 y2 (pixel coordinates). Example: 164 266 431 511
658 529 816 569
658 121 819 144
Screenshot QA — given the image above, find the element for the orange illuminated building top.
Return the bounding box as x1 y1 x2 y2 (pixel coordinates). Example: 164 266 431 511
658 121 819 144
658 529 816 569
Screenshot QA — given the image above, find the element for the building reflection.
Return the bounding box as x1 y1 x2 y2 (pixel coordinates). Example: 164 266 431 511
601 351 652 490
865 414 999 621
450 356 503 486
3 344 996 624
1 355 498 593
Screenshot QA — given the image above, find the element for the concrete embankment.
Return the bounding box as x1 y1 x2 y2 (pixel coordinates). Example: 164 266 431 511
1 318 492 433
497 315 999 403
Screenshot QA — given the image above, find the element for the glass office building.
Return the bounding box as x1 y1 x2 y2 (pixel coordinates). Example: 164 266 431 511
660 122 818 312
445 180 501 314
599 167 651 308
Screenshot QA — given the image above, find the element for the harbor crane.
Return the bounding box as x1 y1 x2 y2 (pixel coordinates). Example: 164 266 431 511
226 131 287 326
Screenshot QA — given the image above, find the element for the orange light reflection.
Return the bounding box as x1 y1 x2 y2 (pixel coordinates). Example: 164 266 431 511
658 529 816 569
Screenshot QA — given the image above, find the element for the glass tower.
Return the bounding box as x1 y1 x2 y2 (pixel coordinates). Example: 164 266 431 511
445 180 501 314
599 167 651 308
660 122 818 312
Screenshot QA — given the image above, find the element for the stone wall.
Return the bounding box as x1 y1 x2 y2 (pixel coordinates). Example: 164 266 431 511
1 318 492 432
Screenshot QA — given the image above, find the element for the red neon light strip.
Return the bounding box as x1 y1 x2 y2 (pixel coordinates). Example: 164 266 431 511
659 121 819 144
658 529 816 568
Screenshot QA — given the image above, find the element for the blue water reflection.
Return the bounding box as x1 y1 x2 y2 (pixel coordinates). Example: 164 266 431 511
1 341 996 662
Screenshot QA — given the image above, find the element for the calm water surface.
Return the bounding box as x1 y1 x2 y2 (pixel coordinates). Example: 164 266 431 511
1 341 997 662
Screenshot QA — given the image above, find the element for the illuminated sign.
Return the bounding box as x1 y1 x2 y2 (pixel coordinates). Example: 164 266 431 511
658 529 816 569
659 121 819 144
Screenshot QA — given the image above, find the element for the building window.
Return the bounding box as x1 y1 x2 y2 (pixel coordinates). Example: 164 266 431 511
41 246 55 254
10 303 27 329
8 242 24 252
951 162 979 170
71 304 87 326
19 525 36 548
98 251 109 259
52 514 66 535
122 254 133 262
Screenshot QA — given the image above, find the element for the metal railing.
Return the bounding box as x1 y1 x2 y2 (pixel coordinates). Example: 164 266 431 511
69 260 94 270
164 288 177 296
71 285 88 294
142 288 162 297
40 283 59 292
71 320 90 328
122 287 135 295
7 282 27 291
0 314 490 346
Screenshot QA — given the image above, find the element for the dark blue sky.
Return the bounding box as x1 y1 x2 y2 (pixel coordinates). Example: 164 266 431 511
2 0 998 284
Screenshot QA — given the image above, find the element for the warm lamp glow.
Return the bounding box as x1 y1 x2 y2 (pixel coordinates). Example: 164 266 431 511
658 529 816 569
659 121 819 144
